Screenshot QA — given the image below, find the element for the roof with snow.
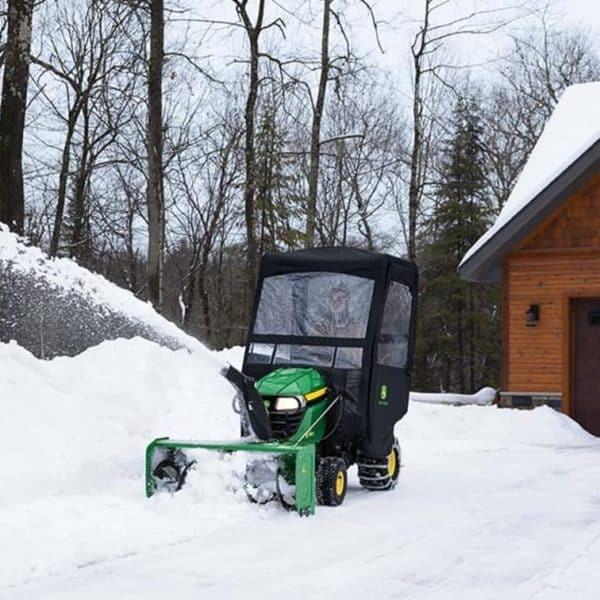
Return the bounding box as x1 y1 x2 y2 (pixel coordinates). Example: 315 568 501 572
459 82 600 282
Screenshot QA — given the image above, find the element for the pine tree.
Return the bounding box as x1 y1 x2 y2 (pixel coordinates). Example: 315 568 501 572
254 103 304 253
415 95 500 393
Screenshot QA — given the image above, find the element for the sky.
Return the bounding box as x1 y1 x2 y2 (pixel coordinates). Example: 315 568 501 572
183 0 600 90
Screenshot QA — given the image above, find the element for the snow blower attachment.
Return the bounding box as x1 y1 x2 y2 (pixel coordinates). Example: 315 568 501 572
145 248 418 515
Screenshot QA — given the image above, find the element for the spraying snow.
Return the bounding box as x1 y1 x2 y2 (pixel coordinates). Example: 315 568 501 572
0 225 210 358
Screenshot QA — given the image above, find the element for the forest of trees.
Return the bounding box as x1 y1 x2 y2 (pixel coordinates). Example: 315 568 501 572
1 0 599 392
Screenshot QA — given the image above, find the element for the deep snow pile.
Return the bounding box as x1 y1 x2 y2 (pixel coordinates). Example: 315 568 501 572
0 225 205 358
0 337 243 587
2 336 599 599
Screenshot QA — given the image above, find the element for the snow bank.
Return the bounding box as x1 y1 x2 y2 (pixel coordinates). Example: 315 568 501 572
0 224 207 358
0 337 243 587
214 345 246 367
0 337 230 506
397 401 598 452
410 387 496 406
461 82 600 267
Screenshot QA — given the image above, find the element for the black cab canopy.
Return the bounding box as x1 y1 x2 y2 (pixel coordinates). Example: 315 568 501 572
242 247 418 458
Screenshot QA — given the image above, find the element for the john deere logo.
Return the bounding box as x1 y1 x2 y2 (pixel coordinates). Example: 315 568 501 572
379 384 388 405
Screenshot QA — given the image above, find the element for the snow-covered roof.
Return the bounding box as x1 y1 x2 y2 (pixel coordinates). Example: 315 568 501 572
459 82 600 282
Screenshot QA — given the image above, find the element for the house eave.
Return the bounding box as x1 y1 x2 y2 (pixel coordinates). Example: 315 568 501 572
458 137 600 283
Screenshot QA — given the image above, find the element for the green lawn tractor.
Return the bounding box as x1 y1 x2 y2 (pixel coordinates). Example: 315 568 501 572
145 248 418 515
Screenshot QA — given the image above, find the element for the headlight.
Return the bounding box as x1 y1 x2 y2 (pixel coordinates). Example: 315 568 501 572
273 396 305 412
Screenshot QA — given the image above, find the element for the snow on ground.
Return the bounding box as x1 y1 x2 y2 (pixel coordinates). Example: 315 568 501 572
410 386 496 406
1 338 600 599
214 344 246 368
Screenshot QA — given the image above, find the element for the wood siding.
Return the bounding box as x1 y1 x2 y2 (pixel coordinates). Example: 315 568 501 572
503 172 600 415
521 172 600 250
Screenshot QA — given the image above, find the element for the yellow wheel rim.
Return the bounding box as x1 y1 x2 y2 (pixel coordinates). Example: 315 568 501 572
335 471 345 496
388 449 397 477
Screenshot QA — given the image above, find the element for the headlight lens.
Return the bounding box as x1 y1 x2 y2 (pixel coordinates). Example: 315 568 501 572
273 396 305 412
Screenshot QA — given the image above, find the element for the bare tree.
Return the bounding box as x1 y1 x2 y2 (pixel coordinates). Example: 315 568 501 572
31 1 135 257
304 0 331 246
482 18 600 212
406 0 523 261
304 0 383 246
168 115 242 340
146 0 165 309
0 0 34 233
232 0 286 306
316 78 403 250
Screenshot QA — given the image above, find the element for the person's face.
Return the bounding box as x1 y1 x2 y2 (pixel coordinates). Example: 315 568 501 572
330 291 348 314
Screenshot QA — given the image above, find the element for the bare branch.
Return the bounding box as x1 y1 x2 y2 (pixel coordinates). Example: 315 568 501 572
358 0 384 54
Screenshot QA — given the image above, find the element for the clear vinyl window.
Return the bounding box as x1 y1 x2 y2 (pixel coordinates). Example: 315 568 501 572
273 344 335 367
253 272 374 339
376 281 412 368
246 343 275 364
246 343 363 369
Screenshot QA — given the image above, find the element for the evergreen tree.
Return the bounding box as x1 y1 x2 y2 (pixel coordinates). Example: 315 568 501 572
254 102 304 253
415 95 500 393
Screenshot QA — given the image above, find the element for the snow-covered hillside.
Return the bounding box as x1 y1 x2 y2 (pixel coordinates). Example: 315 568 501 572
1 337 599 600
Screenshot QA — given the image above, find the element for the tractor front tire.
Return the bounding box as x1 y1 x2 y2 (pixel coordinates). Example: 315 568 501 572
358 440 401 491
316 457 347 506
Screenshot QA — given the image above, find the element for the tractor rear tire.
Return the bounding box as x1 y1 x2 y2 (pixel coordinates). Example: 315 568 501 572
358 440 401 491
316 457 347 506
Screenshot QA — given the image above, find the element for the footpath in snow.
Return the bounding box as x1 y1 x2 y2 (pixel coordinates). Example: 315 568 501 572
1 338 600 600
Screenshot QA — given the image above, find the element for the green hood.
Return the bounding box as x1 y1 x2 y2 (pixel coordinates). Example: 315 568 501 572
256 368 327 397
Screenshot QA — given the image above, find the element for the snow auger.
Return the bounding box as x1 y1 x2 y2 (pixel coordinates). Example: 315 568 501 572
145 248 418 515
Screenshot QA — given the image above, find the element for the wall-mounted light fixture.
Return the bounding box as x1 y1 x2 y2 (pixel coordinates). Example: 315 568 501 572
526 304 540 327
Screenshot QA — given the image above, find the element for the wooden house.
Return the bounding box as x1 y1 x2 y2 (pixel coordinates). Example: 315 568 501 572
459 83 600 436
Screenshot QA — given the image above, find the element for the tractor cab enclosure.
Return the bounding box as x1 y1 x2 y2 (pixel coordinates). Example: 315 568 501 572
243 248 418 458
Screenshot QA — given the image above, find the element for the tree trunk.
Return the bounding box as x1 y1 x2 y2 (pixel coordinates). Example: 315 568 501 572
146 0 165 309
50 107 79 257
243 38 258 304
407 0 430 263
457 300 465 392
125 207 138 292
305 0 331 247
69 109 91 261
240 0 265 310
0 0 34 234
183 248 200 331
196 257 211 344
408 81 422 263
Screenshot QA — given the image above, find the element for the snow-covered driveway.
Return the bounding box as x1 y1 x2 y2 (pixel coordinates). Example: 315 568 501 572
1 340 599 599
